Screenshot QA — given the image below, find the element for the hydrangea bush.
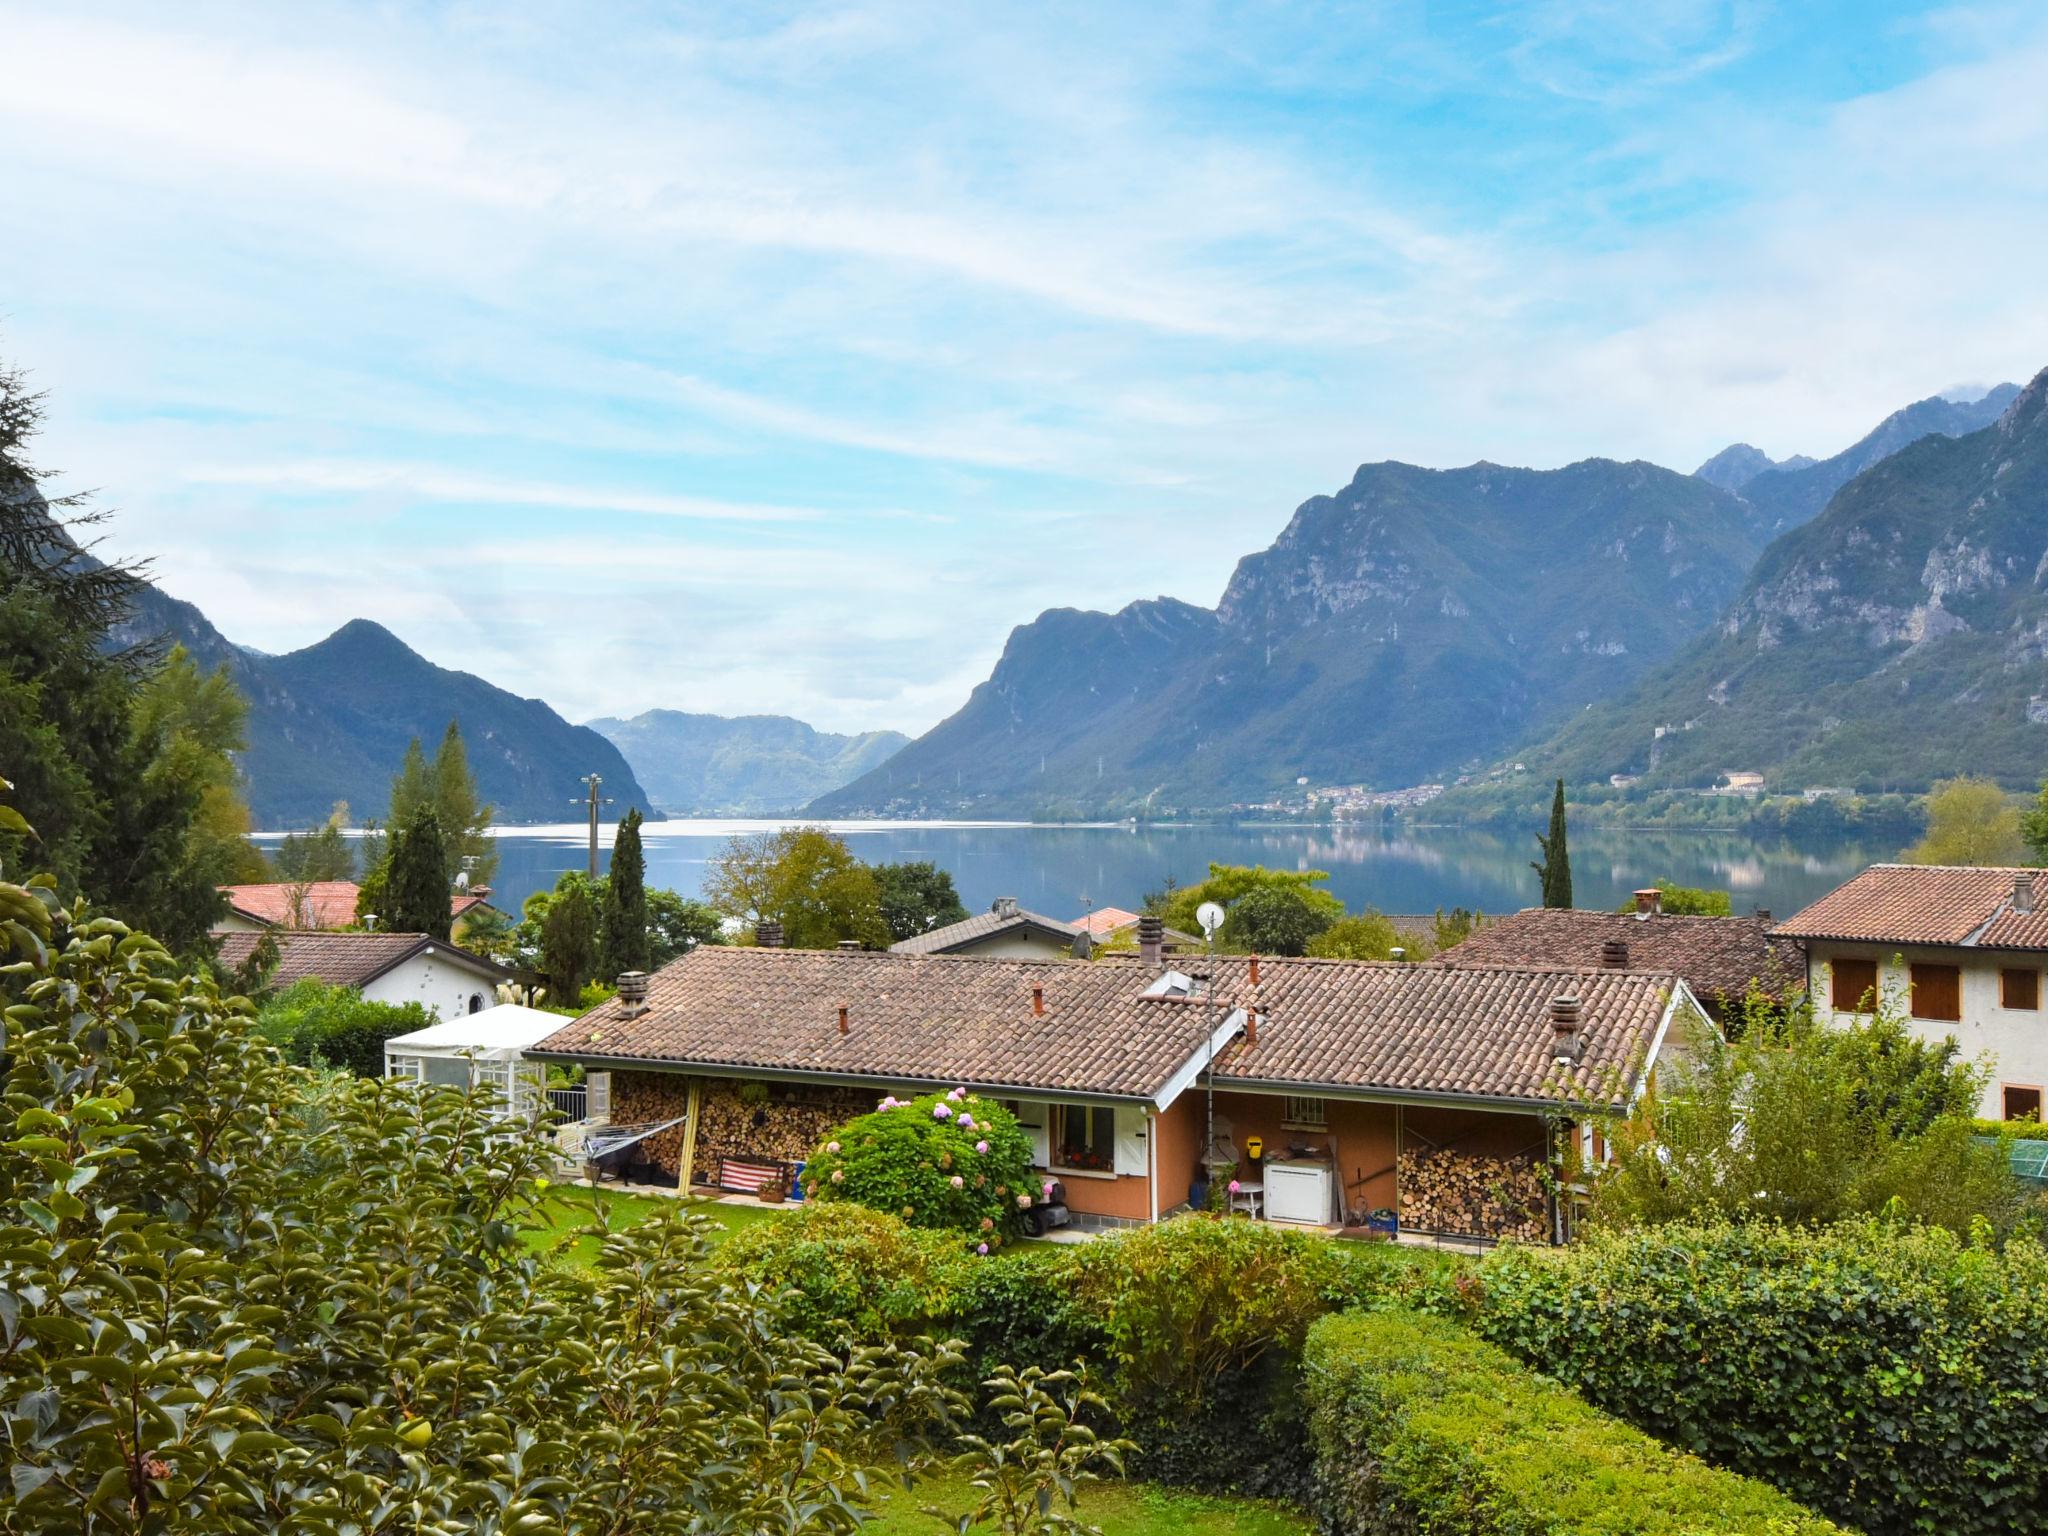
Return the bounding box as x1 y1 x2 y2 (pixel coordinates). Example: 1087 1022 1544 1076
802 1088 1037 1243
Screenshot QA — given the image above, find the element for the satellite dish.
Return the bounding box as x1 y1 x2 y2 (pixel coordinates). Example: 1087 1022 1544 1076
1196 901 1226 938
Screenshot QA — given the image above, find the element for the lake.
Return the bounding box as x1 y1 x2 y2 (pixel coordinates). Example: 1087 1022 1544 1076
452 818 1901 924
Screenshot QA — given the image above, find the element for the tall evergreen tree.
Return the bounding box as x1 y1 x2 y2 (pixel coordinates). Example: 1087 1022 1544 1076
383 804 451 940
542 873 600 1003
430 719 497 889
1531 778 1573 909
600 808 650 978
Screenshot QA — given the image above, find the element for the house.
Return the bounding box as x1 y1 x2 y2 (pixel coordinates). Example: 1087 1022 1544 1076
1070 906 1203 951
216 929 514 1020
527 944 1701 1240
1773 864 2048 1121
1437 888 1805 1021
890 896 1081 958
216 880 506 937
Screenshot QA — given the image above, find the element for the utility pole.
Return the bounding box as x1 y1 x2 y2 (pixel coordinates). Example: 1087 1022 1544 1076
573 774 612 877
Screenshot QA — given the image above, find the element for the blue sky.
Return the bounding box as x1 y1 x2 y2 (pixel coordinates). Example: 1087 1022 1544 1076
3 1 2045 735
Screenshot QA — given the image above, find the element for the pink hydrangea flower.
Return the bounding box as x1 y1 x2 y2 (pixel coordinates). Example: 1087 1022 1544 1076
1016 1193 1032 1208
826 1140 841 1154
1042 1180 1055 1198
831 1169 845 1183
879 1096 898 1110
975 1139 990 1154
980 1217 994 1230
947 1087 965 1102
1228 1179 1242 1194
933 1103 952 1119
977 1242 989 1255
950 1174 965 1188
958 1114 975 1129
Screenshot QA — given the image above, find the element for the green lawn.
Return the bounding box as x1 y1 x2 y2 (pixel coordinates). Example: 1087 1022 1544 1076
524 1186 786 1264
857 1472 1307 1536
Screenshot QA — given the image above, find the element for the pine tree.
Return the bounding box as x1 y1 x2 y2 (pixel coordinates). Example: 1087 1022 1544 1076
430 719 497 889
384 804 451 940
1531 778 1573 909
600 808 650 979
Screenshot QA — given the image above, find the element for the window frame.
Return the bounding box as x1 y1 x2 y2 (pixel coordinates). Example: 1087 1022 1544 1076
1049 1102 1117 1176
1830 956 1879 1014
1281 1095 1328 1131
1908 962 1963 1023
2003 1084 2044 1123
2002 968 2041 1011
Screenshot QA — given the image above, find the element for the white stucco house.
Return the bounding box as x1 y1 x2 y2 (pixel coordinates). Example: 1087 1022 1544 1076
215 929 514 1020
1774 864 2048 1121
888 897 1082 959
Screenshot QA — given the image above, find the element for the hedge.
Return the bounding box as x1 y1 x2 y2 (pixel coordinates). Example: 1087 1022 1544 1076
1303 1310 1846 1535
1476 1222 2048 1536
252 977 434 1078
1975 1117 2048 1141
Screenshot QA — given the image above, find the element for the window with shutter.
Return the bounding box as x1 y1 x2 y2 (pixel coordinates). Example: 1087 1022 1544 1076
2002 969 2040 1010
1831 958 1878 1013
2004 1084 2043 1123
1909 963 1962 1023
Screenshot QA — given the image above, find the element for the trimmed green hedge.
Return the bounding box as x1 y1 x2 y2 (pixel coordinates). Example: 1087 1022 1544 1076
1975 1117 2048 1141
1476 1222 2048 1536
252 977 434 1078
1304 1310 1845 1535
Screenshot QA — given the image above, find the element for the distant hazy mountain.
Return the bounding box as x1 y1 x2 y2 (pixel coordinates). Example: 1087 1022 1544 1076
1724 384 2019 529
1531 366 2048 791
811 457 1778 818
108 590 653 828
587 709 907 814
1693 443 1816 493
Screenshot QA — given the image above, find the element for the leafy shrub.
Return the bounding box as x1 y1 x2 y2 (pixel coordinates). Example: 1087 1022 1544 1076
1218 884 1331 955
714 1202 971 1342
802 1088 1037 1240
945 1244 1104 1375
1303 1310 1846 1535
251 975 435 1077
1977 1117 2048 1141
1475 1221 2048 1536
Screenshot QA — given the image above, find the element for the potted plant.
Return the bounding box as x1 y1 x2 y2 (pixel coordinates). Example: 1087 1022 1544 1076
757 1164 790 1205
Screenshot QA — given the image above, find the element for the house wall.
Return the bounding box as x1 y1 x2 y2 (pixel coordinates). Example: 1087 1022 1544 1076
362 951 500 1021
1151 1094 1204 1213
951 930 1075 960
214 912 264 934
1808 943 2047 1119
1205 1091 1399 1220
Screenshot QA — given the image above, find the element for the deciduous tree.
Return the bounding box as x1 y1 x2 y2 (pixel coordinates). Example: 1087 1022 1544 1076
873 859 969 941
1909 776 2025 866
706 826 889 949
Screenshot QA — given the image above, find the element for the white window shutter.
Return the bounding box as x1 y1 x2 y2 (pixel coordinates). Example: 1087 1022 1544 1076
588 1071 611 1119
1113 1107 1148 1176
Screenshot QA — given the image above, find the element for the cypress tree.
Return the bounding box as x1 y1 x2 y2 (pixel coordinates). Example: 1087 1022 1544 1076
600 808 650 979
385 804 452 940
542 874 600 1004
1531 778 1573 909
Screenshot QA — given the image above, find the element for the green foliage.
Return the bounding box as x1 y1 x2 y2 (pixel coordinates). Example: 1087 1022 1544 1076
647 885 724 964
944 1246 1108 1376
1613 878 1732 915
873 858 969 941
706 825 891 948
1590 999 2020 1234
1303 1309 1845 1535
803 1090 1038 1240
928 1366 1134 1536
714 1202 970 1342
1304 912 1400 960
1160 864 1344 938
252 976 436 1077
1531 777 1572 908
540 870 600 1003
1217 884 1331 955
1905 774 2026 864
0 855 962 1533
1430 906 1481 951
272 799 356 881
382 801 452 939
2022 774 2048 866
1474 1222 2048 1536
131 643 269 892
388 720 498 890
599 807 650 978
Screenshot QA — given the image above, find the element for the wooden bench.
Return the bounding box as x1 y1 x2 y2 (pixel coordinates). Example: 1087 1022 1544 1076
716 1156 788 1196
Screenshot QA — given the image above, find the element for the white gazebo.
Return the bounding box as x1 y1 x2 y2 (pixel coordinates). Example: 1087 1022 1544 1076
383 1004 585 1122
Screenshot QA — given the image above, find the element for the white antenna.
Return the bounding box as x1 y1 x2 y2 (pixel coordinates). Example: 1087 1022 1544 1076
1196 901 1225 939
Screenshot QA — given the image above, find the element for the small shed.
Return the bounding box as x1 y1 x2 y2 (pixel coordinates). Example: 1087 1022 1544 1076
383 1004 568 1120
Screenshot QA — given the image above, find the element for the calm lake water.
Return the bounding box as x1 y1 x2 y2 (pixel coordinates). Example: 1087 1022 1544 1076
449 819 1901 924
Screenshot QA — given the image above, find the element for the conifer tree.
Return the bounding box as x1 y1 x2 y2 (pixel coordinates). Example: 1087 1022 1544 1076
600 807 650 979
1531 778 1573 909
543 873 600 1003
384 804 451 940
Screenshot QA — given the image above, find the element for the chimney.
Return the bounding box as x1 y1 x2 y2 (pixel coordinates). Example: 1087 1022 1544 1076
836 1002 849 1035
837 938 861 952
1031 984 1045 1017
2017 872 2036 915
1633 888 1662 919
1549 994 1584 1063
1753 906 1771 922
1600 939 1629 969
1070 929 1093 960
617 970 650 1017
992 896 1020 918
1138 914 1164 967
1248 954 1261 987
757 919 784 949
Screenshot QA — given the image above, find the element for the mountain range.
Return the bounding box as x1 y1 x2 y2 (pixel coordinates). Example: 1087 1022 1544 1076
814 379 2029 816
586 710 906 815
1528 369 2048 792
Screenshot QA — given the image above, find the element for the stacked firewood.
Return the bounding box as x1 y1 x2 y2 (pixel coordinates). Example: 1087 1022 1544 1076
608 1073 870 1181
1396 1146 1546 1241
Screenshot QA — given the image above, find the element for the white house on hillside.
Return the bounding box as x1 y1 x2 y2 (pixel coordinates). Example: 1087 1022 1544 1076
215 930 513 1020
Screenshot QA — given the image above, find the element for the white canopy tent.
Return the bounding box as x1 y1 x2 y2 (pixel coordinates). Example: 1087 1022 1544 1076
383 1003 577 1121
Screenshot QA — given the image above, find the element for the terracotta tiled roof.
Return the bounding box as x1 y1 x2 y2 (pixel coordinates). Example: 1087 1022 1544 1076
1212 959 1684 1109
531 947 1689 1111
1773 865 2048 950
217 881 498 931
215 930 511 989
1437 908 1805 1006
890 904 1079 955
534 946 1217 1100
1073 907 1145 935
